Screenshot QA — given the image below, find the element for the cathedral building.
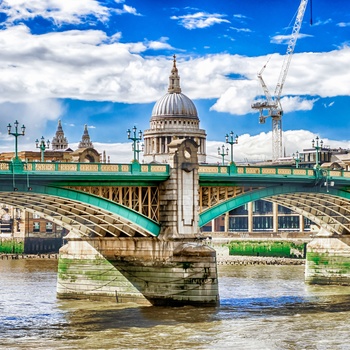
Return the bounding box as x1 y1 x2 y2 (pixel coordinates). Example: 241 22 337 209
51 119 69 150
143 55 207 163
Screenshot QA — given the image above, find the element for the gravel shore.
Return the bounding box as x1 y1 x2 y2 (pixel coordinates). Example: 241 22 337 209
0 253 305 265
0 253 58 260
217 255 305 265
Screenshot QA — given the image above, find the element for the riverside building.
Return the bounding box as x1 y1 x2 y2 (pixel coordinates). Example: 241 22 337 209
0 122 101 253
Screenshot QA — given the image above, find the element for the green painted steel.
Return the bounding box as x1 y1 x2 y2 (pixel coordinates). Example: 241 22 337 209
0 161 170 187
2 160 350 234
0 184 160 236
44 186 160 236
198 186 350 227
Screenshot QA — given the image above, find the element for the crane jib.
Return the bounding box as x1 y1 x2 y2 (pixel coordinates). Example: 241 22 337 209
252 0 309 162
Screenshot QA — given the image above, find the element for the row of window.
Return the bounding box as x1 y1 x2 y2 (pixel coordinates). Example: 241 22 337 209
229 216 312 232
231 200 300 215
152 120 198 126
33 222 63 233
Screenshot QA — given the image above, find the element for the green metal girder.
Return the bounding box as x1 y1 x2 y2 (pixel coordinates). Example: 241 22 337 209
0 184 160 236
198 185 350 227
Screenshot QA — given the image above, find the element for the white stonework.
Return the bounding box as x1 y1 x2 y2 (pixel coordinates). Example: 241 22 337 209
143 55 206 164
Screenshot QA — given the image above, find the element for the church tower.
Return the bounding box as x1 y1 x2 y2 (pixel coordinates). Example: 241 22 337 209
51 120 69 150
143 56 207 163
78 124 94 149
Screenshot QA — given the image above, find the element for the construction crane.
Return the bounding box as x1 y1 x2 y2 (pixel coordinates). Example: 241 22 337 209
251 0 309 162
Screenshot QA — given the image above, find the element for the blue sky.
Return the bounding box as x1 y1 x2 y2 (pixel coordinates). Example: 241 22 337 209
0 0 349 163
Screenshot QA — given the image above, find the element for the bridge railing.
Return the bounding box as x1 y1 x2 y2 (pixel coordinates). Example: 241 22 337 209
198 164 350 179
0 161 169 175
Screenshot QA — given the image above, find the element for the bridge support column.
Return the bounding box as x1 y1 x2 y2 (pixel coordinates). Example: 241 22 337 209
57 236 219 306
305 228 350 285
299 215 304 232
248 202 253 233
273 202 278 233
57 139 219 306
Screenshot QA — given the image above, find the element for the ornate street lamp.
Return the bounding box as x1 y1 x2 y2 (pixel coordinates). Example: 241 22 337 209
7 120 25 162
133 140 144 162
127 126 143 163
311 136 323 168
225 131 238 164
35 136 50 162
218 145 228 165
293 151 301 168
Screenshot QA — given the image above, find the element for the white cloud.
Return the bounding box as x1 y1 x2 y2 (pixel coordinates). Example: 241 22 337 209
146 37 175 51
0 98 64 150
280 96 316 113
171 12 230 30
233 14 248 21
207 130 350 164
0 24 349 117
312 18 332 26
0 0 111 25
337 22 350 27
271 33 312 44
209 82 257 115
323 101 335 108
114 4 140 16
230 27 252 33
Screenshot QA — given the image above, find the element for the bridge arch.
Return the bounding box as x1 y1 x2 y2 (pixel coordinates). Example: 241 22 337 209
0 185 160 237
199 185 350 235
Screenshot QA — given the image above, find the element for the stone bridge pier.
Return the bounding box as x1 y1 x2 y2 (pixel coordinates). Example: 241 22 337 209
306 228 350 285
57 139 219 306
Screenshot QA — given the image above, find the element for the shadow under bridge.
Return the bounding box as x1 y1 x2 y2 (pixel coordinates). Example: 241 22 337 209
199 185 350 236
0 184 160 238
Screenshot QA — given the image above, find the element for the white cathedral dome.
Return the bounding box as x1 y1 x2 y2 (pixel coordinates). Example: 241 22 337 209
143 55 207 164
151 56 198 120
152 92 197 118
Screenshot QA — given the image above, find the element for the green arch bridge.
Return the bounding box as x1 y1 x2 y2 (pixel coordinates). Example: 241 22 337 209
1 161 349 237
2 157 350 306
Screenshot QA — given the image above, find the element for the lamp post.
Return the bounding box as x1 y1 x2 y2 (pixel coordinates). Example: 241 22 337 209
133 140 144 162
218 145 228 165
35 136 50 162
293 151 301 168
225 131 238 164
127 126 143 163
7 120 25 163
311 136 323 168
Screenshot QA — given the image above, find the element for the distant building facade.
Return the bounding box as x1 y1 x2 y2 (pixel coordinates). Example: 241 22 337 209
0 121 100 253
0 120 101 163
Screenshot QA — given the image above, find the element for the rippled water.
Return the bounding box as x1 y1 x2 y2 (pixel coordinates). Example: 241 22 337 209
1 259 350 349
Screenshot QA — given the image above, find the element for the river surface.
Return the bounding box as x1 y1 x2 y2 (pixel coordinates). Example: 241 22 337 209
1 259 350 350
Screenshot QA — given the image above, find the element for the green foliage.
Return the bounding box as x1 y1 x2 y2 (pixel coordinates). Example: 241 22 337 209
227 240 305 258
0 239 24 254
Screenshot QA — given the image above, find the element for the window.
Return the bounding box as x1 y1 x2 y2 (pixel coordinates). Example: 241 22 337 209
33 222 40 232
229 217 248 231
46 222 53 233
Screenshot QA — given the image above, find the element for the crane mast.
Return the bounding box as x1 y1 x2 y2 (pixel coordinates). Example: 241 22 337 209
251 0 308 161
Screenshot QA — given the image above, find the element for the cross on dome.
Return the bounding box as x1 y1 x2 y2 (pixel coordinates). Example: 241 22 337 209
168 54 181 93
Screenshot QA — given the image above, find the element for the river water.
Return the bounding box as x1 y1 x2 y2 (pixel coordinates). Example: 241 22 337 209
1 259 350 350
